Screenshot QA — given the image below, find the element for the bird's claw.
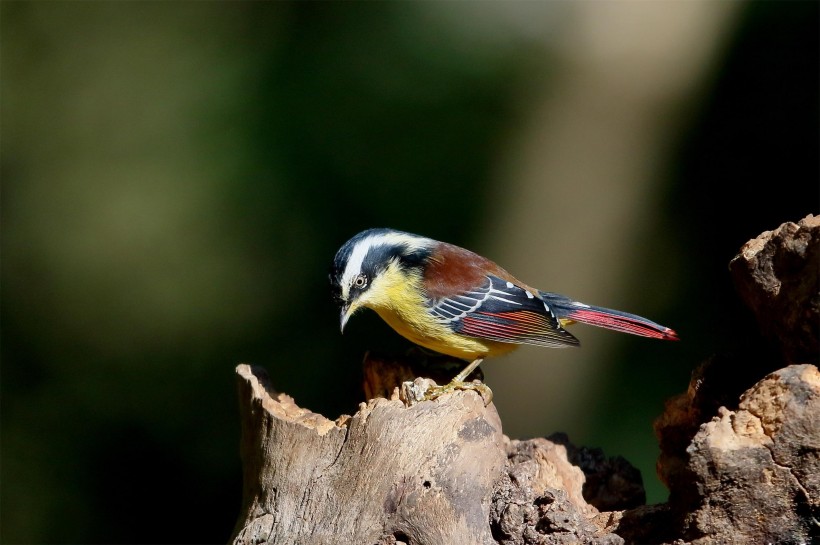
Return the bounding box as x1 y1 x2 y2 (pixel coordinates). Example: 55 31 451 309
423 380 494 406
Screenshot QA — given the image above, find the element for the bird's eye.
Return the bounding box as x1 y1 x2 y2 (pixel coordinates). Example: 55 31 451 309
354 274 368 289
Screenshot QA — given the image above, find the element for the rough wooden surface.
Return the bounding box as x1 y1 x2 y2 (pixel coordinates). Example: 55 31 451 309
729 214 820 365
647 364 819 544
683 364 819 542
232 367 506 545
231 364 623 545
231 215 819 544
645 214 820 544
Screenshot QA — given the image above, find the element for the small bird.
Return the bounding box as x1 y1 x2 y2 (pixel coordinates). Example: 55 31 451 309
330 228 678 399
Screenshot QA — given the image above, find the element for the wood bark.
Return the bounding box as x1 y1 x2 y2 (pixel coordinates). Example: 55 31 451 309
231 367 507 545
231 215 819 545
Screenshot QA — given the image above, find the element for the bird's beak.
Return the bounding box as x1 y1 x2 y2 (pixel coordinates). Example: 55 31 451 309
339 302 354 333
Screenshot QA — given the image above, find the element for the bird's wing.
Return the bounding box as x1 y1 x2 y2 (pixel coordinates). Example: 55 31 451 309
429 275 579 348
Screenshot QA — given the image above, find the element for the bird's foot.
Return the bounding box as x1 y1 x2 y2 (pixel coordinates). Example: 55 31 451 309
423 380 493 406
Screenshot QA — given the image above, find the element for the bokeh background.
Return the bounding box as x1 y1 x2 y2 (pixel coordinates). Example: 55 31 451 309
2 1 817 542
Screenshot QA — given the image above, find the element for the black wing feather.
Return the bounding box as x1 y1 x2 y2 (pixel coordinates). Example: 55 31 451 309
430 276 579 348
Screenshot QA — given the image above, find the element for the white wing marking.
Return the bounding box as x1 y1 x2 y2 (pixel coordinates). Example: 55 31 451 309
431 276 525 324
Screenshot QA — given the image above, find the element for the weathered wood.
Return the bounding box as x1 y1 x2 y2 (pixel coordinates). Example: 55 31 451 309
729 214 820 365
647 364 820 544
644 214 820 544
231 365 622 545
231 367 507 545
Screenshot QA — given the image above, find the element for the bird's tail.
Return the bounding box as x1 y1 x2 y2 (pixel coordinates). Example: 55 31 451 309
539 292 679 341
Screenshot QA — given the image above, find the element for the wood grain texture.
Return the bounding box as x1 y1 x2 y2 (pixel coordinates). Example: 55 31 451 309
232 366 506 545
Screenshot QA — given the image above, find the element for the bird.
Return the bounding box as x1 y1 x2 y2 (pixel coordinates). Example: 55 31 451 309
329 227 678 401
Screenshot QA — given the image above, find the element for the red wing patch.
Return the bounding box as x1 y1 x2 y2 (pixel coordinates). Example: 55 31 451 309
430 276 579 348
460 310 579 348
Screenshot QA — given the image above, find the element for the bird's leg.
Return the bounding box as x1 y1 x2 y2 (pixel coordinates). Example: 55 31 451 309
423 358 493 405
452 357 484 383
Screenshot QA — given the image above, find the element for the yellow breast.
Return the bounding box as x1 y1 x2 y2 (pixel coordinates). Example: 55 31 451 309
364 262 517 361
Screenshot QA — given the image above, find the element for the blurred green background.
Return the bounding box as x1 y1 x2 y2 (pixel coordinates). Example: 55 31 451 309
2 1 817 543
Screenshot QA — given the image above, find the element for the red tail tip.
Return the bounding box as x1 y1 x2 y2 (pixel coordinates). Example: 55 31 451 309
663 328 680 341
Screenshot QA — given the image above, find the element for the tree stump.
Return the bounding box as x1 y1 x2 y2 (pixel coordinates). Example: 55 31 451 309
231 364 623 545
231 366 506 545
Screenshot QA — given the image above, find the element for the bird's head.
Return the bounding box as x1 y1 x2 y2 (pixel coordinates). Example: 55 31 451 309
330 228 433 332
